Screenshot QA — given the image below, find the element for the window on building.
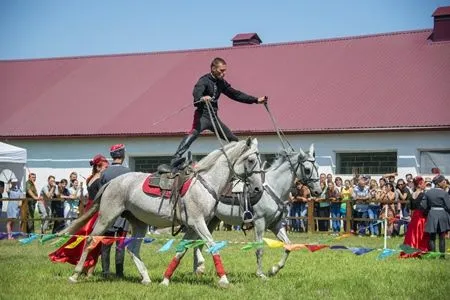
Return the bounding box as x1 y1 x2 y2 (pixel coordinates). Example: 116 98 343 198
336 151 397 175
420 150 450 175
134 156 172 173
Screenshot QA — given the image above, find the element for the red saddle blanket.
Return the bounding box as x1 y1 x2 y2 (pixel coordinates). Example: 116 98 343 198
142 174 192 198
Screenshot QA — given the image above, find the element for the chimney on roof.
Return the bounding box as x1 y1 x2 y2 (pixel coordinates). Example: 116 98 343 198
431 6 450 41
231 33 262 46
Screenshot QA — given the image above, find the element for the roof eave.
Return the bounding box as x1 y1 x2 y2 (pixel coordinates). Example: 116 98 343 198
1 125 449 140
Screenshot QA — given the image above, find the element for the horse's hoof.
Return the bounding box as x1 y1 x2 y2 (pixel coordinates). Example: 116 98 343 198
68 275 78 284
218 275 230 288
141 278 151 285
160 278 170 287
194 264 205 275
268 266 278 277
257 273 268 280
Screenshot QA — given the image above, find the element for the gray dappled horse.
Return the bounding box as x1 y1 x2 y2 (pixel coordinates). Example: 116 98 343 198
192 144 322 278
60 137 263 287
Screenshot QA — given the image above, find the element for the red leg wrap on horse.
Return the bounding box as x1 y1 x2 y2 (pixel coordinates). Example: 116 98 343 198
212 254 226 277
164 257 180 279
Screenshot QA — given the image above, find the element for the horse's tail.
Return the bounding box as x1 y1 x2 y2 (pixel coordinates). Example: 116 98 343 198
57 182 111 236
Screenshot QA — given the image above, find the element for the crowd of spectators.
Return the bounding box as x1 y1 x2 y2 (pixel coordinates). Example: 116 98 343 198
1 169 448 239
287 172 450 237
0 171 86 238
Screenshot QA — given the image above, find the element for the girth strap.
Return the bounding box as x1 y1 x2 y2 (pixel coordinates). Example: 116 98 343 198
263 183 286 212
197 174 219 202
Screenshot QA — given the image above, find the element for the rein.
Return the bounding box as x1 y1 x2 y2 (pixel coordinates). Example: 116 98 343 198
263 103 294 153
204 100 262 182
262 102 300 188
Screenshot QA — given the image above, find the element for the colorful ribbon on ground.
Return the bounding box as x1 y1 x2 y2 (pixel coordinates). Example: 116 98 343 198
2 231 449 260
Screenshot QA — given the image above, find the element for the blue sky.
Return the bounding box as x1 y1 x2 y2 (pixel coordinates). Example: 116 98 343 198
1 0 449 60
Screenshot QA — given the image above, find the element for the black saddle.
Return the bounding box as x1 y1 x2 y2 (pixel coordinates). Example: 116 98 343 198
153 153 193 191
149 173 176 191
157 164 172 174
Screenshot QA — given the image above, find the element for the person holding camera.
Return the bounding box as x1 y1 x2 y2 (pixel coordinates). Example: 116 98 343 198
52 179 73 234
39 175 57 234
395 179 412 235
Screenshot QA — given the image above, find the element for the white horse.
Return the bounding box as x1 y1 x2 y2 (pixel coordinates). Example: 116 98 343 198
192 144 321 278
60 137 263 287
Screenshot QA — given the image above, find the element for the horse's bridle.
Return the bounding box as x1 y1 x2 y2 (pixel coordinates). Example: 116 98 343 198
195 148 263 202
262 152 319 204
232 150 264 183
296 157 320 186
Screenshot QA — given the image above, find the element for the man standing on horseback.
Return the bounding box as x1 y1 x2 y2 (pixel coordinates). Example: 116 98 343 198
170 57 268 168
100 144 130 278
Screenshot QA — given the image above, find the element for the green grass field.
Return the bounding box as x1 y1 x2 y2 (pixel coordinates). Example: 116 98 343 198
1 231 449 300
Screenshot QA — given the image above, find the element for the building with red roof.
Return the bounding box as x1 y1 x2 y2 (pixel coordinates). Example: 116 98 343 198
1 6 449 190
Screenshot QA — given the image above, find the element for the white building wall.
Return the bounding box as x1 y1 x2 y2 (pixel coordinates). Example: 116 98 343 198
4 130 449 191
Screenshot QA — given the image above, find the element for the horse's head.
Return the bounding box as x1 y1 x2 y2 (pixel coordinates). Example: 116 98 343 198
296 144 322 197
232 137 264 195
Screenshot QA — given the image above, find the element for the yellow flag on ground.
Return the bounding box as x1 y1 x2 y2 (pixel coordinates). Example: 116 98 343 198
64 236 85 249
335 233 351 240
284 244 306 251
263 238 285 248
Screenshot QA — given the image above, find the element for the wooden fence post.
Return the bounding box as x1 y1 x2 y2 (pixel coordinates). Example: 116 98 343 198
307 199 315 233
78 201 85 216
20 198 29 233
346 200 352 233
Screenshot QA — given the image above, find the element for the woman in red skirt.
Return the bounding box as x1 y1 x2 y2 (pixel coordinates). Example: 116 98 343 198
400 176 430 258
49 154 109 275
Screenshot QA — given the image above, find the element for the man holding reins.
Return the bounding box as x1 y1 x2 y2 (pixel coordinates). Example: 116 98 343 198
170 57 268 168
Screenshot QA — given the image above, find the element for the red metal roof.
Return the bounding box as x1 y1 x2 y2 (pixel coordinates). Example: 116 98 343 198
1 29 450 138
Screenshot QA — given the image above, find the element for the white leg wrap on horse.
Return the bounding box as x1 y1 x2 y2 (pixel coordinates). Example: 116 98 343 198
128 250 151 284
68 273 79 283
160 277 170 287
195 263 205 275
218 275 230 288
269 265 279 276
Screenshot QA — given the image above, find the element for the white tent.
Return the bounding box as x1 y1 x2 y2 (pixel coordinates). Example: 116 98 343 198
0 142 27 185
0 142 27 231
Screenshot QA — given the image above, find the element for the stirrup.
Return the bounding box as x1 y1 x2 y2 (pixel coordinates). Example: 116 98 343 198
242 211 254 223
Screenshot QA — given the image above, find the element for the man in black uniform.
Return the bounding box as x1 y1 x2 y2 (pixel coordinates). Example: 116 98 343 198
100 144 130 278
171 57 268 168
421 174 450 258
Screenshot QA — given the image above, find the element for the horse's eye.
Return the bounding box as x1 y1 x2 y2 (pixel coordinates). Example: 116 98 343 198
248 158 255 164
305 168 311 175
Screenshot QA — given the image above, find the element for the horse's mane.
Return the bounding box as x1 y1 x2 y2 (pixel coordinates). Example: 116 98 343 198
267 150 291 171
267 149 309 171
194 140 248 173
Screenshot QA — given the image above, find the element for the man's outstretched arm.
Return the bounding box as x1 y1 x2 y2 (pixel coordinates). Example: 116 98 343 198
222 81 267 104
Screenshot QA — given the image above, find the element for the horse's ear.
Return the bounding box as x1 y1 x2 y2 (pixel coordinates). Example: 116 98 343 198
309 143 315 158
246 136 252 147
299 147 306 158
